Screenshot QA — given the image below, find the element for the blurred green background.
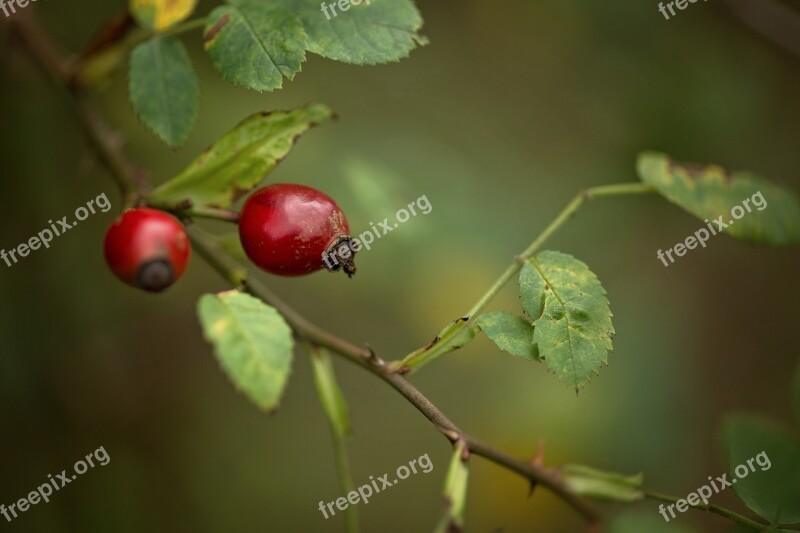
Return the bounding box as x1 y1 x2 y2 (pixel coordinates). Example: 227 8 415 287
1 1 799 531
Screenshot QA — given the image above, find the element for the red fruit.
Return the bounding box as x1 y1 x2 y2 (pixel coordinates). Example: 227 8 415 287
104 208 190 292
238 183 356 277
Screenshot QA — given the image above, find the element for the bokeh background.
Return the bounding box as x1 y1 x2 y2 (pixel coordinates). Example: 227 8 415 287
1 1 799 531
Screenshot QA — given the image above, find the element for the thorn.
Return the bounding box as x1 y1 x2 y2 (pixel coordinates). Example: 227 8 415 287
527 439 546 497
365 344 385 367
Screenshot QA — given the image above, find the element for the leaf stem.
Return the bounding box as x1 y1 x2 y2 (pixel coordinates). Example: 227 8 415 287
644 490 768 529
306 343 358 533
401 182 655 369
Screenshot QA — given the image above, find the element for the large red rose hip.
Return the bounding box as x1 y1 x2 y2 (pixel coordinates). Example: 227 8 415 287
238 184 357 277
104 208 190 292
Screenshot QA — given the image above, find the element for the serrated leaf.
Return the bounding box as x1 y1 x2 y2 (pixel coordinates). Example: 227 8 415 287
519 251 614 391
723 415 800 524
203 4 307 92
434 441 469 533
562 465 644 503
148 104 333 209
130 0 198 31
476 312 537 361
309 345 351 437
198 291 294 411
637 152 800 246
273 0 426 64
129 36 199 147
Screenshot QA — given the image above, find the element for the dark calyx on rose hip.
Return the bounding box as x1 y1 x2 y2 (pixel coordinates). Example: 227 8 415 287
104 208 190 292
238 183 357 277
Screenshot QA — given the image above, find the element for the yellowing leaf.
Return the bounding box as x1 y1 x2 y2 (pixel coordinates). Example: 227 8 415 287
197 291 294 412
131 0 198 31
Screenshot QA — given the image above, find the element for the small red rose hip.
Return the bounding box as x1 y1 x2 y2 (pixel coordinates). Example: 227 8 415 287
104 208 190 292
239 183 357 277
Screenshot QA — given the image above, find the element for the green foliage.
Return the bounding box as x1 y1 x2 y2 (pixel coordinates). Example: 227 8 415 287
723 415 800 524
561 465 643 503
125 0 424 144
148 104 333 209
309 345 351 437
128 36 199 147
519 251 614 391
476 311 537 360
273 0 427 64
204 4 307 92
434 441 469 533
197 291 294 412
637 152 800 246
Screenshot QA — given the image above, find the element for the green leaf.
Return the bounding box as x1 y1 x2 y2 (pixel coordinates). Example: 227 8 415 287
130 0 198 31
637 152 800 246
723 415 800 524
197 291 294 411
273 0 427 64
203 3 307 92
434 441 469 533
148 104 333 209
309 345 351 437
519 251 614 391
562 465 644 503
476 312 537 361
129 36 199 147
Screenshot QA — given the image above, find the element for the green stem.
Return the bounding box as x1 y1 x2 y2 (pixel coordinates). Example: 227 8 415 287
401 182 656 370
331 414 358 533
644 490 768 529
306 343 358 533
